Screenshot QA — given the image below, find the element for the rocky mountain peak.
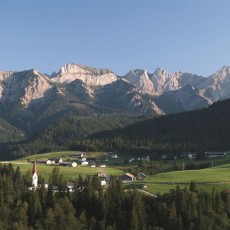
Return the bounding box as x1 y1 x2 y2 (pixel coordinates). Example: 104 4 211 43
0 71 14 81
124 69 155 94
149 68 172 94
60 63 113 76
51 63 117 85
0 69 54 109
211 65 230 80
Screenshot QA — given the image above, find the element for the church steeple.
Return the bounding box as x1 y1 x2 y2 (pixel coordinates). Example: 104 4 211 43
32 160 38 188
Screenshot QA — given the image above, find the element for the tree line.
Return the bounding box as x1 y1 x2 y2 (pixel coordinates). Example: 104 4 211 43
71 99 230 157
1 163 230 229
2 98 230 160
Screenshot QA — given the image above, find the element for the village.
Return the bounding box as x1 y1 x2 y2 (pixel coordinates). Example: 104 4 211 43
29 152 148 192
27 150 229 194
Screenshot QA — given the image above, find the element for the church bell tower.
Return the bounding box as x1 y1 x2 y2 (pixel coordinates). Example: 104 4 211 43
32 160 38 188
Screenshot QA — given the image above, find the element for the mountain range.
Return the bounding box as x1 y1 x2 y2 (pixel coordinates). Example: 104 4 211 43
1 63 230 138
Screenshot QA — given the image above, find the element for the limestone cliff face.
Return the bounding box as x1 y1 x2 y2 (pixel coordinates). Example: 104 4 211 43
197 66 230 101
51 63 117 86
0 71 14 81
1 63 230 124
0 71 14 99
1 70 53 106
150 68 173 94
124 70 155 95
149 68 205 95
95 79 164 115
20 70 54 107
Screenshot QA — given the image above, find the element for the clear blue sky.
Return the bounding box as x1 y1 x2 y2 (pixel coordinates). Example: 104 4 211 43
0 0 230 77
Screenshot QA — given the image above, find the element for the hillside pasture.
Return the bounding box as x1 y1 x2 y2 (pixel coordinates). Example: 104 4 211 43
17 151 105 163
1 162 123 181
143 163 230 194
145 164 230 183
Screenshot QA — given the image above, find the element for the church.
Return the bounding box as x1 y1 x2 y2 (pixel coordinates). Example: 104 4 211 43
32 160 38 189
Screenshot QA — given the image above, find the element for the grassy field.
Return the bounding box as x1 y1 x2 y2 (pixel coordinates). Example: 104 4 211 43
145 164 230 183
1 162 123 181
141 163 230 194
3 151 230 195
1 151 124 181
17 151 105 163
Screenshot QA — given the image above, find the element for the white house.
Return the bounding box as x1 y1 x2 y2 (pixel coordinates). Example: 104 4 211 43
46 160 52 165
100 164 106 168
100 179 107 186
80 158 87 162
48 158 63 164
81 161 89 166
70 162 77 167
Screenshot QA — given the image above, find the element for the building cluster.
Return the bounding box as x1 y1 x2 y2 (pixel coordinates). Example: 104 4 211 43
30 158 147 191
162 151 227 160
33 152 108 168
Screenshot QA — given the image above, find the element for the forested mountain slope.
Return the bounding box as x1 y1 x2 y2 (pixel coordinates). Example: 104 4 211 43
0 117 24 142
74 99 230 156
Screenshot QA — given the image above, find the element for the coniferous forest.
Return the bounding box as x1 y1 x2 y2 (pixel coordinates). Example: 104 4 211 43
0 99 230 160
72 99 230 157
1 163 230 230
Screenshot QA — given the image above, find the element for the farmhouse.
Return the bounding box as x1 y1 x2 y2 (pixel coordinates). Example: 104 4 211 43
48 158 63 164
46 160 52 165
100 164 106 168
137 172 147 180
80 157 87 162
81 161 89 166
111 154 118 159
100 179 107 186
206 151 226 158
120 173 136 183
70 162 77 167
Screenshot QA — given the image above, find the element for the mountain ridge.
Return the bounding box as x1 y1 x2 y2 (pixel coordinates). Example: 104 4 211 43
1 63 230 137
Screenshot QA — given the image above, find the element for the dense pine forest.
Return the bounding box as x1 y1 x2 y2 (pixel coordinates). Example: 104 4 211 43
72 99 230 157
1 163 230 230
1 99 230 160
0 114 148 160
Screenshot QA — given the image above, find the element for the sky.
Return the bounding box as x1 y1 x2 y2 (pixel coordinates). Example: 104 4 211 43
0 0 230 77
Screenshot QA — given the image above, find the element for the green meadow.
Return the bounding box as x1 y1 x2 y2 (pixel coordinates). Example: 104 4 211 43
2 151 230 195
1 162 123 181
17 151 104 162
142 163 230 194
145 164 230 183
1 151 123 181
